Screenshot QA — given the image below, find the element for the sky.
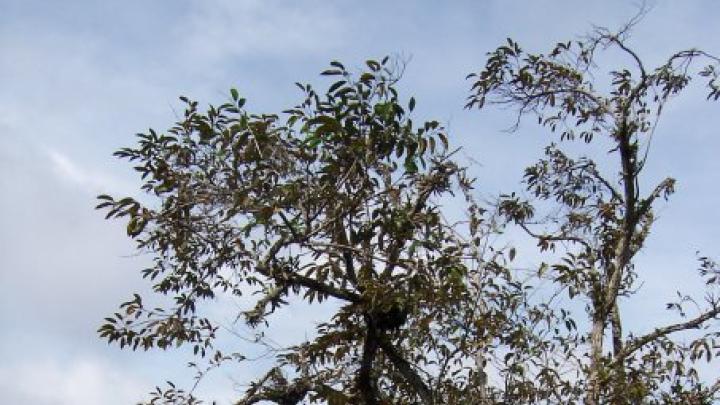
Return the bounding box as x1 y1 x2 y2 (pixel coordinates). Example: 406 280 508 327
1 1 719 403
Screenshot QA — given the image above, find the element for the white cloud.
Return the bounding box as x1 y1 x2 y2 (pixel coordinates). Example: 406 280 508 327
0 357 146 405
47 148 96 189
45 147 134 197
180 0 346 62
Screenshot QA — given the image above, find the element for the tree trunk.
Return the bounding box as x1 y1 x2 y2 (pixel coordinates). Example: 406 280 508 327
587 310 605 405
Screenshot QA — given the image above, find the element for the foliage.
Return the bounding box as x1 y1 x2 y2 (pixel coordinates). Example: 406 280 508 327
98 19 720 405
98 57 538 404
467 16 720 405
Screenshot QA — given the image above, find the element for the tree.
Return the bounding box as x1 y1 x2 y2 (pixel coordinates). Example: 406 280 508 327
98 20 720 405
467 16 720 405
97 57 530 404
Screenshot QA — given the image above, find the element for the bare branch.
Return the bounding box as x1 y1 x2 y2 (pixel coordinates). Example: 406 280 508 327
518 222 592 251
617 305 720 362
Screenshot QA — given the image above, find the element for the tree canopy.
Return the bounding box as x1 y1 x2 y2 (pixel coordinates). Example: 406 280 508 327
97 20 720 405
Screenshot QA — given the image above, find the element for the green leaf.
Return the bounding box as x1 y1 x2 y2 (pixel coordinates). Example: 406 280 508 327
321 69 343 76
328 80 346 94
310 115 341 128
230 88 239 101
126 217 146 237
306 135 321 148
360 73 375 82
404 158 418 173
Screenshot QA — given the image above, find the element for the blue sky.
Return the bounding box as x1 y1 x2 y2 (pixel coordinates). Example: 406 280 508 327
1 1 719 403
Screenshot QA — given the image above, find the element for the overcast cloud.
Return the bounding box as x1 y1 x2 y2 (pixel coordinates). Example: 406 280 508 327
1 1 719 403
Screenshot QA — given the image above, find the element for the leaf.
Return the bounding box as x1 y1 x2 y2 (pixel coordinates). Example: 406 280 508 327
321 69 343 76
315 124 336 138
126 217 146 237
360 73 375 82
366 59 380 71
306 136 321 148
256 206 275 223
409 97 416 111
438 132 449 149
310 115 341 128
230 88 239 101
328 80 346 94
404 158 418 173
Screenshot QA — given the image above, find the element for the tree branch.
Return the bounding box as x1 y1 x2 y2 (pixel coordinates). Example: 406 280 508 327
236 368 310 405
358 318 380 405
254 238 362 304
616 305 720 362
518 222 592 251
635 177 675 220
377 334 434 404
